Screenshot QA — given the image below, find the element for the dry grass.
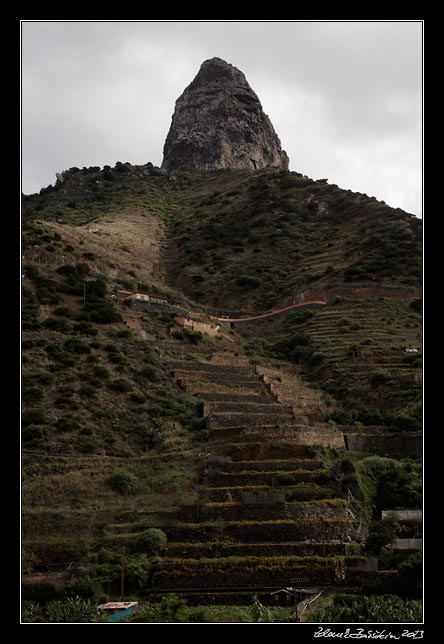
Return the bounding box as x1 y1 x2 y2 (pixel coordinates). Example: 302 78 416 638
23 453 198 510
45 207 166 286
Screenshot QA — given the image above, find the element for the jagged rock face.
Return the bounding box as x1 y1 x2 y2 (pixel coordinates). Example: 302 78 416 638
162 57 289 172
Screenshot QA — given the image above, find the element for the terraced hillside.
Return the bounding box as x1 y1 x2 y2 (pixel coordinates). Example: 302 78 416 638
23 164 421 314
250 297 422 433
164 168 421 313
100 354 369 604
21 163 422 620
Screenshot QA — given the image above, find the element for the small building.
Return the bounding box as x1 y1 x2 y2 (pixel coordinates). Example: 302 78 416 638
116 289 134 300
389 538 422 551
97 601 138 622
271 588 295 604
270 587 322 618
382 510 422 523
120 291 169 305
174 316 219 337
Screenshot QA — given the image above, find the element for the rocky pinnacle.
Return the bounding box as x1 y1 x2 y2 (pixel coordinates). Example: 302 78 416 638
161 57 289 172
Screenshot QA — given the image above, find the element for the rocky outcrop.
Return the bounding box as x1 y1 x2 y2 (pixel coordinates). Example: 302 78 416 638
162 57 289 172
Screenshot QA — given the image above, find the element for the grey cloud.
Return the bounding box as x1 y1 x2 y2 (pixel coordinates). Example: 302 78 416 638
21 20 422 216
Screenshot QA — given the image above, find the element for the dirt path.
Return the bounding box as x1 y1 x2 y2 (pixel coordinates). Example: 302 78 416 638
213 300 327 323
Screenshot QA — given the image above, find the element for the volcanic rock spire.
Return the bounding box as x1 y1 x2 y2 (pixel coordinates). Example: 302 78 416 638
161 57 289 172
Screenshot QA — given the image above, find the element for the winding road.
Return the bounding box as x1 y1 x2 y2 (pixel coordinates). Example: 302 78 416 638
213 300 327 324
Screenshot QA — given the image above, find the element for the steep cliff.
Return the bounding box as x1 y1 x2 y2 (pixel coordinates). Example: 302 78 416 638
162 57 289 172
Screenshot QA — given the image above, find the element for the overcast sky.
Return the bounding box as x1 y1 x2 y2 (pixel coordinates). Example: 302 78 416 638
21 21 422 216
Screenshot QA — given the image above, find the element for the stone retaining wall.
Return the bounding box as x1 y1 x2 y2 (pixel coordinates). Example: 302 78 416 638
217 459 323 473
337 425 389 435
184 383 264 395
164 542 347 559
344 569 398 587
187 499 347 522
280 286 421 306
152 561 339 590
240 490 287 504
177 372 260 385
207 412 294 429
203 402 291 416
240 426 346 447
198 393 275 404
131 300 186 315
209 354 252 367
204 469 330 487
22 539 91 562
256 365 328 417
345 433 422 459
228 444 313 461
172 362 253 376
164 518 355 543
147 591 276 606
345 557 378 572
206 485 335 503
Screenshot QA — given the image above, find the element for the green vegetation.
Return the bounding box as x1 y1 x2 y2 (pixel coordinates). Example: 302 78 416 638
164 169 421 311
151 548 346 589
108 377 133 392
307 594 422 623
106 470 140 495
249 594 272 622
133 528 167 555
261 298 421 430
122 595 289 623
365 518 400 554
21 164 174 226
23 597 105 623
26 265 61 305
397 552 422 598
361 456 422 513
171 327 204 344
343 225 421 283
21 295 204 455
21 164 422 621
22 166 421 315
274 472 297 486
318 451 422 520
23 593 292 623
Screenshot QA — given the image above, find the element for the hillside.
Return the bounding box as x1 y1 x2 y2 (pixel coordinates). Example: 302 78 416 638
23 164 422 309
21 162 422 622
23 163 421 423
165 168 421 313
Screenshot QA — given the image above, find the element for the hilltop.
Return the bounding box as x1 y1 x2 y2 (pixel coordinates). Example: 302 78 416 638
162 57 289 172
23 163 421 310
